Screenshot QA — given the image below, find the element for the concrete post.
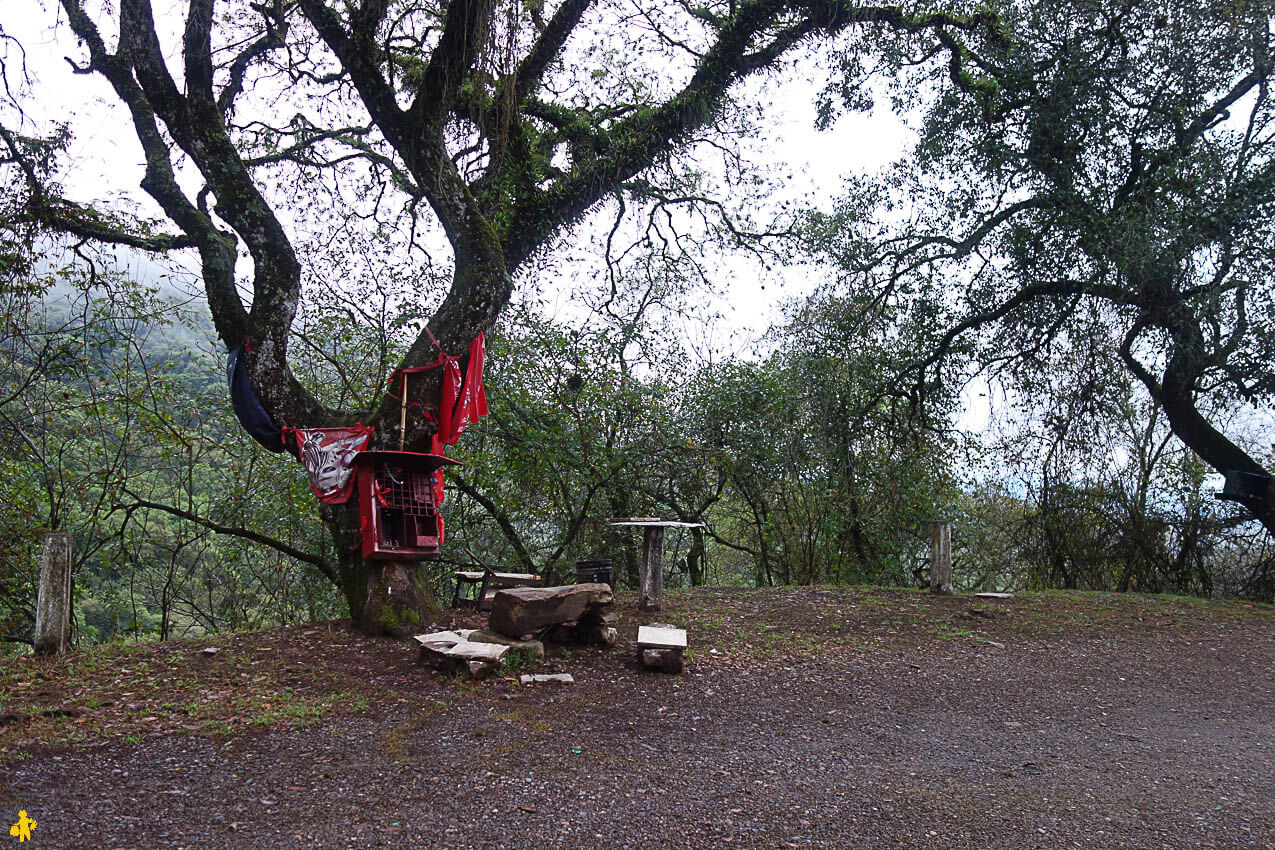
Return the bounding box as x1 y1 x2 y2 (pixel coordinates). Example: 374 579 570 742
930 521 953 595
34 532 73 655
639 526 665 611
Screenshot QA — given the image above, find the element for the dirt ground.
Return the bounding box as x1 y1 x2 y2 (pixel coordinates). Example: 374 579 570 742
2 587 1273 849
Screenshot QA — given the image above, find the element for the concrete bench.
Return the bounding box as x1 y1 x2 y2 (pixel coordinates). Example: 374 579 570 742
637 624 687 674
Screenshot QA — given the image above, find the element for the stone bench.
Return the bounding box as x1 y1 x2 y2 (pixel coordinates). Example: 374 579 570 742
637 624 687 674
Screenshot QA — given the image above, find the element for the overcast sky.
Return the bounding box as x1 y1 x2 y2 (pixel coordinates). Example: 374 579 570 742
5 2 917 328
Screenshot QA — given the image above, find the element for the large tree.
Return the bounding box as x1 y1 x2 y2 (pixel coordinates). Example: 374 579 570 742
3 0 995 631
816 0 1275 539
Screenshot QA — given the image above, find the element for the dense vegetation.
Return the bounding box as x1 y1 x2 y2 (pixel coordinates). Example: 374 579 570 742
1 0 1273 647
1 247 1269 649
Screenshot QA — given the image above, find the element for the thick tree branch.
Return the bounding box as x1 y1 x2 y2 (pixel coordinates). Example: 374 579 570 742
515 0 593 99
60 0 249 347
405 0 494 130
504 0 998 264
451 473 537 572
68 0 325 425
217 1 289 115
1 125 196 250
120 496 338 584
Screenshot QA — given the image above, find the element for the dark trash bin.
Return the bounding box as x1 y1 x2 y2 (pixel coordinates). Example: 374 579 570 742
575 559 614 587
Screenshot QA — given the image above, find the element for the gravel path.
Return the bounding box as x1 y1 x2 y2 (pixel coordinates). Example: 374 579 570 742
4 592 1274 849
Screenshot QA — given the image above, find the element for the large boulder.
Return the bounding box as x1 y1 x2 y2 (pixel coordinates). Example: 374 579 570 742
489 583 613 638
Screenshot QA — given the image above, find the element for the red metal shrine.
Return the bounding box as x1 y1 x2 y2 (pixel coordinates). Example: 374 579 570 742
353 451 461 560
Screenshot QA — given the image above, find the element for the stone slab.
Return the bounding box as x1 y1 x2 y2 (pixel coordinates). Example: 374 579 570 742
519 673 576 685
637 625 687 649
414 630 463 647
442 641 509 662
489 583 614 637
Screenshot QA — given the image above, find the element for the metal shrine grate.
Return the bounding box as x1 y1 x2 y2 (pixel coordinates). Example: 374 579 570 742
378 464 437 517
353 450 460 561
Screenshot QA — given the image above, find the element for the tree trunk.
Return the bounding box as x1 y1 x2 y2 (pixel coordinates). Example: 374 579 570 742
319 501 437 637
1153 335 1275 539
609 492 640 589
686 526 705 587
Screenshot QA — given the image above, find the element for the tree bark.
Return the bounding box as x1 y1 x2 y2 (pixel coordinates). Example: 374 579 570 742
1124 323 1275 539
686 525 706 587
318 501 438 636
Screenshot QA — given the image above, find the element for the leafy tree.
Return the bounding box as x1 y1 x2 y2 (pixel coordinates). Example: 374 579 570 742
815 0 1275 538
670 289 962 587
447 304 659 582
4 0 999 630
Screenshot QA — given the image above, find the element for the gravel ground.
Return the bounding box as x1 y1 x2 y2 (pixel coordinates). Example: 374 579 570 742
3 589 1274 849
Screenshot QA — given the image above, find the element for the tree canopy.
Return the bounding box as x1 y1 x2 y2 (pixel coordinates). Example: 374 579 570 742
3 0 1275 645
814 0 1275 536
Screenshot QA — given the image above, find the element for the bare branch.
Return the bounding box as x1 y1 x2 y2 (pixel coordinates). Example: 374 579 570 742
119 495 338 584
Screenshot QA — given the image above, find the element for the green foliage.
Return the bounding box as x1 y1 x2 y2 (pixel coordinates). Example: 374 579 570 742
810 0 1275 594
0 251 343 648
445 278 962 590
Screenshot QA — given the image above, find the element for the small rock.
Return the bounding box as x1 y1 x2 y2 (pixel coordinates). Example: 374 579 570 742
201 647 219 656
467 659 499 679
519 673 575 685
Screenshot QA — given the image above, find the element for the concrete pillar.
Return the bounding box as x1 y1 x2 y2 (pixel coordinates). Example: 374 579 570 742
930 521 953 595
34 532 73 655
639 526 665 611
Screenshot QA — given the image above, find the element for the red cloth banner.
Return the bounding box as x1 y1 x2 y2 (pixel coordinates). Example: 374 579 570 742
438 333 489 445
386 332 489 446
287 425 374 504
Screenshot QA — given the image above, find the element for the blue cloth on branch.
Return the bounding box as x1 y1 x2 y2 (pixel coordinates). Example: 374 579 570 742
227 345 285 453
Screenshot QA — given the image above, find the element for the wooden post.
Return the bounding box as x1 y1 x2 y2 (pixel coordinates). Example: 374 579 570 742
930 521 953 595
639 526 665 611
399 371 409 451
34 532 73 655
